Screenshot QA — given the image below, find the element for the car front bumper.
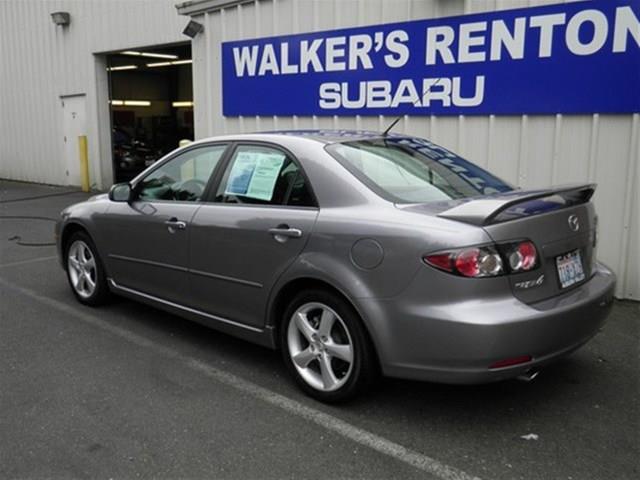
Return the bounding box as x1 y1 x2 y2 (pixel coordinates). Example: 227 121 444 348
359 263 616 384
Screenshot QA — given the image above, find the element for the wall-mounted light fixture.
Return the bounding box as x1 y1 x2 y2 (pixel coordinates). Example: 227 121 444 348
51 11 71 26
183 20 203 38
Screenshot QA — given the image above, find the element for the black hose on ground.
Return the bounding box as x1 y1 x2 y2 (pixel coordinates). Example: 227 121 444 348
0 190 84 204
0 215 57 247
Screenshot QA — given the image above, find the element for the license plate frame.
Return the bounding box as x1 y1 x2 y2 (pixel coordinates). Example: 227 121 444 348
556 249 586 289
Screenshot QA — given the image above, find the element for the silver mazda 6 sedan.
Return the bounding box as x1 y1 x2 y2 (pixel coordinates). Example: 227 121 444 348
56 131 616 402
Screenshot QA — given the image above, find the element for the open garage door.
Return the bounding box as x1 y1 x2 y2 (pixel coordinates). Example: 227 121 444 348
106 43 194 182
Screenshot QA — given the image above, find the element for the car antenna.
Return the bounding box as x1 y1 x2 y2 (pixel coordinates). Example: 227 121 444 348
382 78 442 137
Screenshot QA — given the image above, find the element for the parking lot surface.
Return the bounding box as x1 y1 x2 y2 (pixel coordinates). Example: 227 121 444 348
1 180 638 480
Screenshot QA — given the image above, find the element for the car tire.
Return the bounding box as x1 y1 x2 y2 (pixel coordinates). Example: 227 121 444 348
65 231 111 306
281 288 377 403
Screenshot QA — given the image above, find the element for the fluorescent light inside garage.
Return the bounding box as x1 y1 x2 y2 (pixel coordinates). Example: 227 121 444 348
172 101 193 107
147 61 172 67
147 59 192 68
123 100 151 107
121 50 178 59
109 100 151 107
107 65 137 71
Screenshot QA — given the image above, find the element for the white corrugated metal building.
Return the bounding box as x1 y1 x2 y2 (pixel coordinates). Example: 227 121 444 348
0 0 638 300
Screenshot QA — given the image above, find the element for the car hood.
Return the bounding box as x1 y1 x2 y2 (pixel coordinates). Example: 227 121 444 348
87 193 109 202
60 193 109 219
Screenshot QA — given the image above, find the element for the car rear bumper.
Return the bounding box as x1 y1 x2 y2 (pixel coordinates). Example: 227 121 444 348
359 263 616 384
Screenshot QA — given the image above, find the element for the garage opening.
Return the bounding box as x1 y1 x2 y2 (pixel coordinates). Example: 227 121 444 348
106 43 193 182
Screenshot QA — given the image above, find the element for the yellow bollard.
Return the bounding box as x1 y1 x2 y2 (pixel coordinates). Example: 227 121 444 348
78 135 90 192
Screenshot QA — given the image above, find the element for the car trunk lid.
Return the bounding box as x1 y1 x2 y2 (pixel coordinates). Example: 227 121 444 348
436 184 598 304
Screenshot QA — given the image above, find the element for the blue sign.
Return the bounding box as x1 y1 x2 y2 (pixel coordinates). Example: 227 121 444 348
222 0 640 116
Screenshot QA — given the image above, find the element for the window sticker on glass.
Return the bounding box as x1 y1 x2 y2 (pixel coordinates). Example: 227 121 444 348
225 152 258 196
225 151 285 201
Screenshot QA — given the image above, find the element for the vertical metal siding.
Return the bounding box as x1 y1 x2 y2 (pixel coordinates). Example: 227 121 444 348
0 0 186 188
188 0 639 299
626 135 640 299
0 0 637 299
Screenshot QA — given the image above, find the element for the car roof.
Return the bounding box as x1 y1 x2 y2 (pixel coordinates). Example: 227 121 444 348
264 130 407 143
193 130 407 145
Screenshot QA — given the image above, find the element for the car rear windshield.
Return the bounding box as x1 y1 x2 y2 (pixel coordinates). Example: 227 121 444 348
326 137 513 203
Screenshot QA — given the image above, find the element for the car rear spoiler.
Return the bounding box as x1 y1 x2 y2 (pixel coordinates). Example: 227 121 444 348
438 183 596 226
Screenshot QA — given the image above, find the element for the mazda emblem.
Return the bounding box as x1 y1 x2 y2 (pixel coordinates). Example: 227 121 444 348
568 214 580 231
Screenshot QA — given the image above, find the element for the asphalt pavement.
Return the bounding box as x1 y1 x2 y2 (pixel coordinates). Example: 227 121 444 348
1 179 638 480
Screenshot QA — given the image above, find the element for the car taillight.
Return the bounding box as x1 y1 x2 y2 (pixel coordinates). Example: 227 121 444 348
423 253 453 272
504 241 538 272
424 239 539 277
424 245 504 278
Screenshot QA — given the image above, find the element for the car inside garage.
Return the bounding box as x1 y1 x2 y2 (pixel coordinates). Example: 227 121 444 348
106 43 193 182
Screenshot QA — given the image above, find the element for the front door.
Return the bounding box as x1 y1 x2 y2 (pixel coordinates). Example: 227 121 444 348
189 143 319 328
102 144 228 303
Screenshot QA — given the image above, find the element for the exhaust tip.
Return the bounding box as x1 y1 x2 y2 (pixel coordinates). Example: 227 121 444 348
517 369 540 382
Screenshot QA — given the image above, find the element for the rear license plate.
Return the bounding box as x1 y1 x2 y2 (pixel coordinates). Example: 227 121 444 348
556 250 585 289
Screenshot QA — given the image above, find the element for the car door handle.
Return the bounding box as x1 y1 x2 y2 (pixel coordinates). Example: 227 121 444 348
165 218 187 232
268 226 303 239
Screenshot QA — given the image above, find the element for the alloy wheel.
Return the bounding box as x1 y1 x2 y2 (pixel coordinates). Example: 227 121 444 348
287 302 354 392
67 240 97 299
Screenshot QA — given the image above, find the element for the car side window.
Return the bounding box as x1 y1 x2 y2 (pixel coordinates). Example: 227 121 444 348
215 145 315 207
137 144 227 202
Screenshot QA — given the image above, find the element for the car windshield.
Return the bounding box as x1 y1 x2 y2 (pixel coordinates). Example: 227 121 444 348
326 137 513 203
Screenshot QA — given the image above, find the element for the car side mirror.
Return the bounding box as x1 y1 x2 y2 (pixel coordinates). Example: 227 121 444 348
108 183 133 203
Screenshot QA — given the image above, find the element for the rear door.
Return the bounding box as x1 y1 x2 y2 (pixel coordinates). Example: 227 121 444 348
103 144 228 303
188 143 319 328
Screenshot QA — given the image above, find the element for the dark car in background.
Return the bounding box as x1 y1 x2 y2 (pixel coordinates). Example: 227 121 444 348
112 127 162 181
